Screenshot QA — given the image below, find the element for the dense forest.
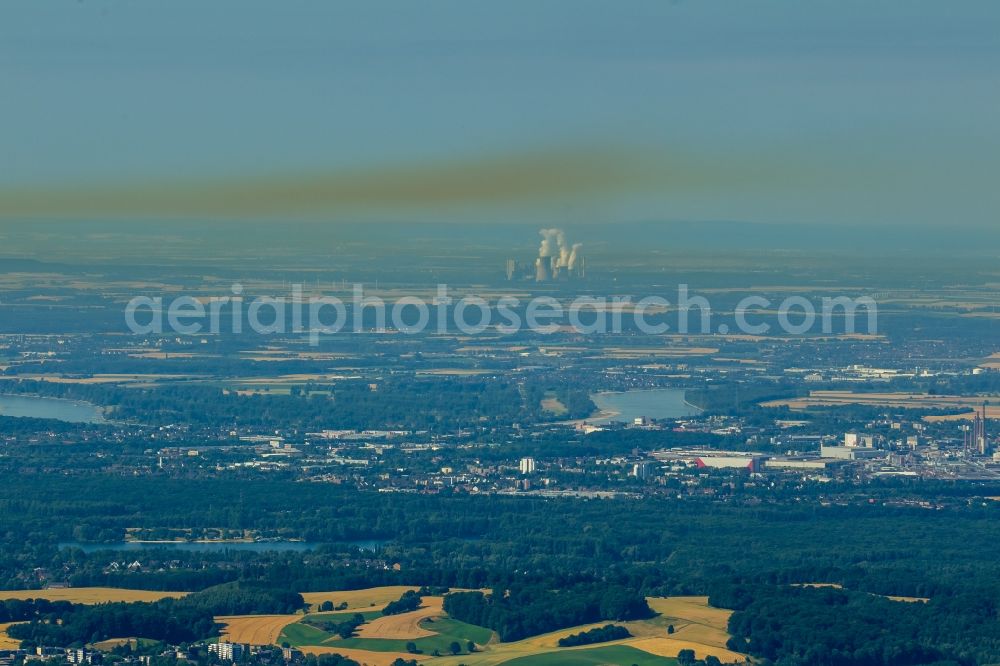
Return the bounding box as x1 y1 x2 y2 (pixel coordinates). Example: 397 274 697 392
714 584 1000 666
2 475 1000 661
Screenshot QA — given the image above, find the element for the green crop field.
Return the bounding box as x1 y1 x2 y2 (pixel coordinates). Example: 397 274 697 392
325 617 494 655
302 610 383 623
502 645 679 665
277 622 331 647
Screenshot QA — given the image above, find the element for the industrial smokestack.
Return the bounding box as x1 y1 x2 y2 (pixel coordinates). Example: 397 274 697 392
535 257 548 281
567 243 582 270
536 227 583 279
538 228 560 258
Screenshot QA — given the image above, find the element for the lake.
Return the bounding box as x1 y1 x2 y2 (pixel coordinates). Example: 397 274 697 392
589 389 701 424
57 540 387 553
0 394 106 423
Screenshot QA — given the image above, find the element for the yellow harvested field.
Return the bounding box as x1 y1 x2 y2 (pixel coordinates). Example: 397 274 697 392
644 596 734 652
218 615 300 645
299 645 428 666
794 584 928 604
793 583 843 589
540 397 568 415
300 586 420 611
765 391 1000 415
647 596 730 627
354 597 444 640
630 637 745 662
0 623 22 649
924 407 1000 422
0 587 187 604
495 618 662 652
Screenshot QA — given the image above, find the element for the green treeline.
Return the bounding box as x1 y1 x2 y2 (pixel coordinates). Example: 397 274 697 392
557 624 631 647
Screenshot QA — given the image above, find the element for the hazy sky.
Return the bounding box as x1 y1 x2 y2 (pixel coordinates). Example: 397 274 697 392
3 0 999 228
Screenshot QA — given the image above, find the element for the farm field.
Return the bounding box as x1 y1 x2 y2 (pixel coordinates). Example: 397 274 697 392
763 390 1000 418
90 638 159 651
0 623 21 649
628 637 744 663
539 394 568 416
924 408 1000 422
366 595 740 666
793 583 928 604
501 645 678 665
355 596 443 639
0 587 187 604
280 595 492 657
304 610 383 624
277 622 332 647
334 616 493 655
7 586 746 665
296 645 429 666
218 615 300 644
300 586 421 611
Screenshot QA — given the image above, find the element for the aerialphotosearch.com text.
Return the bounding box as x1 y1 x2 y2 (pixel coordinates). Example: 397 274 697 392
125 283 878 344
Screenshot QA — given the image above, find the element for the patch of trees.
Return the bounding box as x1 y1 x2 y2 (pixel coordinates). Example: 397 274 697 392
308 613 366 639
382 590 422 616
174 581 304 615
676 650 723 666
0 598 73 622
443 585 651 642
303 655 359 666
557 623 631 647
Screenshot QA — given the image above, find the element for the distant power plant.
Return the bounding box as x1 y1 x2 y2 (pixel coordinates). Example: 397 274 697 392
506 228 585 281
